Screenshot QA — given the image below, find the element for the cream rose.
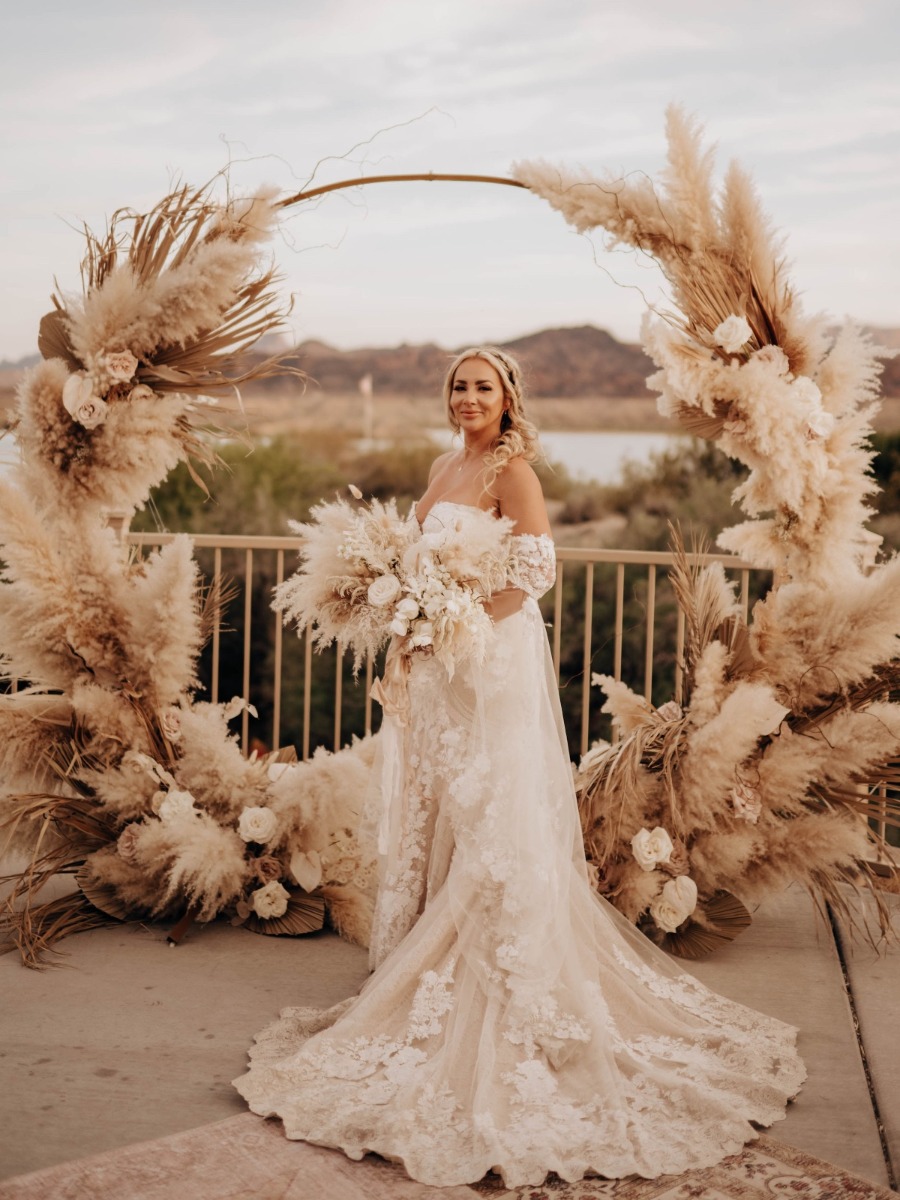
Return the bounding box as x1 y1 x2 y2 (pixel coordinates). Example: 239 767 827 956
158 789 196 822
367 574 402 608
254 855 283 884
103 349 139 382
160 707 182 742
713 314 752 354
650 875 698 932
631 825 674 872
62 373 108 429
238 805 278 844
116 824 143 864
251 880 290 919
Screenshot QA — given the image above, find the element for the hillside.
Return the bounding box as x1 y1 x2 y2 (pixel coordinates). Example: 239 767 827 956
1 325 897 435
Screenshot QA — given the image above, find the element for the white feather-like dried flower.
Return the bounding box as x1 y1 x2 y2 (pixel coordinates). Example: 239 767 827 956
238 805 278 844
251 880 290 919
348 484 363 499
713 315 752 354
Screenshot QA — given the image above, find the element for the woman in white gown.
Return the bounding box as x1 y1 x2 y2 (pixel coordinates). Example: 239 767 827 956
234 347 805 1188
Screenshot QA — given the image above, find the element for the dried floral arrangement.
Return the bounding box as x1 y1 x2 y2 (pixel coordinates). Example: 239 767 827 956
514 107 900 955
0 181 378 967
274 492 516 676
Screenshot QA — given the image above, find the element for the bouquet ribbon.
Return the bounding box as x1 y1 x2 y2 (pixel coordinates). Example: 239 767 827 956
370 636 411 726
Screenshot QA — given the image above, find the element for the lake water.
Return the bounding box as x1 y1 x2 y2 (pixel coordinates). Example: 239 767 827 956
0 429 684 489
428 429 681 485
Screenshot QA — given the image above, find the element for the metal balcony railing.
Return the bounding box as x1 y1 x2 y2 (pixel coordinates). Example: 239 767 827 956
129 533 766 761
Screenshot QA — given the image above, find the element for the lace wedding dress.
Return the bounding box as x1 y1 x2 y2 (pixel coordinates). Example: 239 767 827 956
234 501 805 1188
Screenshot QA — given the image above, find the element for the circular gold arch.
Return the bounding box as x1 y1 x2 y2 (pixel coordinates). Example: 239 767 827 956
278 172 526 210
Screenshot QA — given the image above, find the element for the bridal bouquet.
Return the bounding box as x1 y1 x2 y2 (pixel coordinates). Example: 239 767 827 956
274 491 516 675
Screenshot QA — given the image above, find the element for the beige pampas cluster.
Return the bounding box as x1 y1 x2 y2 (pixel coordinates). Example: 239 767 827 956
0 180 378 967
518 112 899 954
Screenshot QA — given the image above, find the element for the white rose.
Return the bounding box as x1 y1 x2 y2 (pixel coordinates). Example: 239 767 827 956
396 596 420 619
120 749 156 777
62 372 108 429
238 805 278 844
713 314 753 354
790 376 822 408
158 789 196 822
805 409 835 440
631 826 674 872
752 344 789 375
650 875 698 932
250 880 291 919
367 574 402 607
103 349 139 382
160 707 182 741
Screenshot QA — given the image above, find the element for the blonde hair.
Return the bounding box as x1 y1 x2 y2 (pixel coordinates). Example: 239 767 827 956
442 346 541 492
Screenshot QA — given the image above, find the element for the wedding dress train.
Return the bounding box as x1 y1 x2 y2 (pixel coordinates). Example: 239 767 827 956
234 501 804 1188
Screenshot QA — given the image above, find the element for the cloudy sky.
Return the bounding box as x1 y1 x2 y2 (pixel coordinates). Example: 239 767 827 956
1 0 897 361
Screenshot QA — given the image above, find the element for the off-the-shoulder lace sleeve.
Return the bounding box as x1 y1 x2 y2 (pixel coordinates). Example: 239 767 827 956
511 532 556 599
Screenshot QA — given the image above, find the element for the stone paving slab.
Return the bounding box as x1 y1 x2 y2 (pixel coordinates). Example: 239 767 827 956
1 921 369 1180
833 889 900 1188
2 888 892 1188
685 884 890 1189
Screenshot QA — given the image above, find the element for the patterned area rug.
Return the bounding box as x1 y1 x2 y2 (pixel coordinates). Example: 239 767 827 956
0 1114 892 1200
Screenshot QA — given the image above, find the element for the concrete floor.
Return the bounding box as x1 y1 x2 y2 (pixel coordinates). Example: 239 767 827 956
2 885 897 1190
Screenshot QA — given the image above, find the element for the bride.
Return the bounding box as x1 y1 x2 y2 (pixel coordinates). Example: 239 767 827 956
234 347 805 1188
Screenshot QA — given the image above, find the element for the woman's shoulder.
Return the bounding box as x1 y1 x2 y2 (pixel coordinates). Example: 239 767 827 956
493 457 550 534
494 455 543 496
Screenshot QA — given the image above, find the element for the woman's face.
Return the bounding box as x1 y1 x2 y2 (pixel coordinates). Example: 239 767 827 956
449 357 507 438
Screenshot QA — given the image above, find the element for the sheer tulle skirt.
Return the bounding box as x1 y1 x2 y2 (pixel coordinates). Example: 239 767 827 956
234 599 804 1188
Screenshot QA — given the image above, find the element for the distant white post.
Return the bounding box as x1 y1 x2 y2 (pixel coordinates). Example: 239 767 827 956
359 372 374 443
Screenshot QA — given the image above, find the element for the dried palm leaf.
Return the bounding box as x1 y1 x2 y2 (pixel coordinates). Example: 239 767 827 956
657 891 753 959
244 890 326 936
1 892 112 969
74 865 134 920
43 179 303 407
672 404 728 440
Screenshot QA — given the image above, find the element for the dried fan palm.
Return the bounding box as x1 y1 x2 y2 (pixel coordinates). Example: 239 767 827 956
244 891 326 936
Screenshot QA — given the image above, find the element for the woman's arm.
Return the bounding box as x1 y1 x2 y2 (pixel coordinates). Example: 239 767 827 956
484 460 552 622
